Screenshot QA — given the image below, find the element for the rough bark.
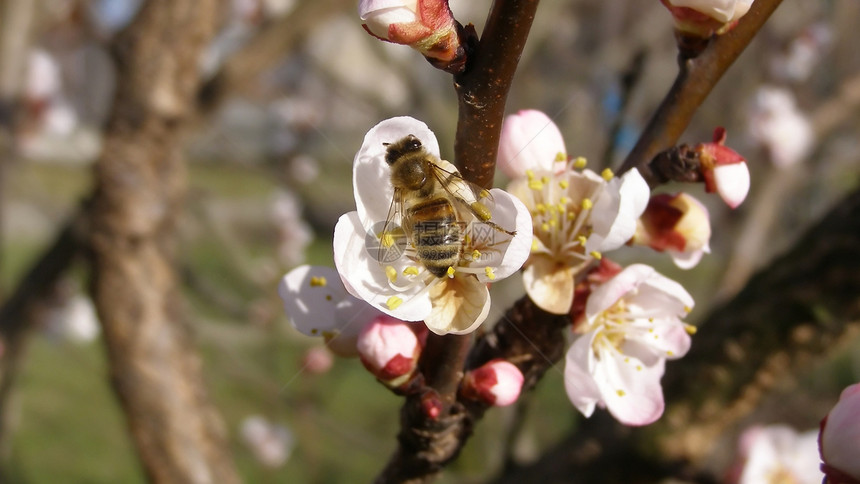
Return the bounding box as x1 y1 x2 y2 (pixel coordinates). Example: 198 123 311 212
85 1 239 482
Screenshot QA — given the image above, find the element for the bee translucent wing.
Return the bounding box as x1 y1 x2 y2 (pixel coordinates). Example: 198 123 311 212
375 188 410 265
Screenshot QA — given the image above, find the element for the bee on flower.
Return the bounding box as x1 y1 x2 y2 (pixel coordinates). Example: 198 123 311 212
333 117 533 335
498 110 649 315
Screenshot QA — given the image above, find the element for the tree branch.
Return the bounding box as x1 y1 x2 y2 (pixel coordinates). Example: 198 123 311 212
618 0 784 182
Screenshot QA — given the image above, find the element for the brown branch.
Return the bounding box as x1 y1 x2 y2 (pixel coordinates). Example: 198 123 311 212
85 1 240 482
375 1 541 482
453 0 541 189
618 0 784 182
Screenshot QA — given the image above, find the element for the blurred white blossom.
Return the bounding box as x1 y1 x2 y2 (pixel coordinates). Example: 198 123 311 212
748 86 814 168
240 415 294 468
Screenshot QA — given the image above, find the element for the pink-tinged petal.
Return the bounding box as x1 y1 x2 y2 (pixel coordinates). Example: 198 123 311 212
713 162 750 208
361 6 420 39
638 270 695 314
593 345 666 426
424 275 490 335
821 383 860 480
278 265 348 336
624 320 692 361
359 0 417 17
587 168 649 253
333 212 432 321
585 264 656 318
737 426 823 484
670 248 706 270
353 117 440 226
666 0 737 23
564 330 603 417
471 188 533 282
497 110 567 179
523 255 575 315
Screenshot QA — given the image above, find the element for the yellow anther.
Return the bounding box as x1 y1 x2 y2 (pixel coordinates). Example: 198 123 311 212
559 180 570 189
310 328 319 335
464 234 472 245
379 232 395 248
529 179 544 190
636 365 642 371
526 169 535 180
471 201 492 221
385 265 397 282
403 266 420 276
573 156 587 169
684 306 693 313
555 152 566 162
601 168 614 181
666 350 674 356
479 189 490 199
531 239 540 252
616 389 626 397
559 196 570 205
541 223 550 232
541 176 549 184
446 266 455 278
567 211 576 220
325 295 332 301
577 235 587 246
684 324 698 335
484 267 496 281
624 357 630 363
385 296 403 310
472 249 481 260
535 203 547 214
590 250 602 260
549 219 557 228
581 198 593 210
309 276 327 287
557 203 567 213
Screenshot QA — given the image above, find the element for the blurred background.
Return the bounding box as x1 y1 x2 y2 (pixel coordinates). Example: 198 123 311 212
0 0 858 482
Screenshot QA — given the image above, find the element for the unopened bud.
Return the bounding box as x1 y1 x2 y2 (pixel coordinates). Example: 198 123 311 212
356 315 421 387
696 127 750 209
820 383 860 483
660 0 753 39
461 360 525 407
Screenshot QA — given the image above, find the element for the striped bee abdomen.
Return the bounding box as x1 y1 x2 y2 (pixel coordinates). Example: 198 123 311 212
409 197 462 277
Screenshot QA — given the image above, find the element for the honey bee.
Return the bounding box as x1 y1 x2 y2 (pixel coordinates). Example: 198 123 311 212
380 134 516 278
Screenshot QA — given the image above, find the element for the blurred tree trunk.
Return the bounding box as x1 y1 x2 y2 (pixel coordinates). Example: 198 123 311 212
85 1 239 482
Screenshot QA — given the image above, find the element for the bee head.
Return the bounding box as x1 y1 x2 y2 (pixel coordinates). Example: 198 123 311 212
384 134 423 165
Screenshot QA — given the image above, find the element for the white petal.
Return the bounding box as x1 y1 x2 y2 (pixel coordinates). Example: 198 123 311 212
358 0 417 18
523 255 574 315
564 330 603 418
587 168 649 253
670 248 705 270
624 319 691 362
424 275 490 335
714 162 750 209
668 0 736 23
278 265 349 336
333 212 432 321
353 117 440 226
471 189 533 282
637 269 695 313
585 264 656 318
497 110 567 178
593 345 666 426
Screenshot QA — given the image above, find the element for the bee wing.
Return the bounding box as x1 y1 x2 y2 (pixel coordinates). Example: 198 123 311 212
375 188 409 264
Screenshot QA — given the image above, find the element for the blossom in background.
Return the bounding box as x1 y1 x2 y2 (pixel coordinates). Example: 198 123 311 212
300 346 334 375
631 192 711 269
727 425 822 484
661 0 754 37
333 117 532 335
45 293 101 344
240 415 295 468
279 265 386 356
819 383 860 483
564 264 694 426
356 315 426 388
748 86 814 168
696 127 750 209
359 0 462 64
460 359 525 407
499 110 649 314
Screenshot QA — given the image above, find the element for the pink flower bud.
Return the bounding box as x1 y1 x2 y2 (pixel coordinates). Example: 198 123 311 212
696 127 750 209
632 192 711 269
356 315 421 387
820 383 860 483
358 0 462 64
661 0 753 37
497 110 567 179
461 359 525 407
